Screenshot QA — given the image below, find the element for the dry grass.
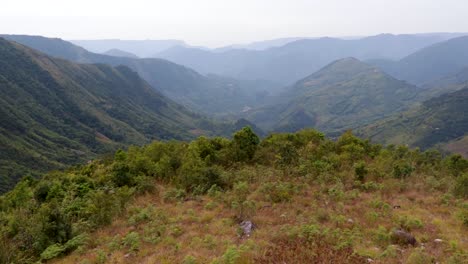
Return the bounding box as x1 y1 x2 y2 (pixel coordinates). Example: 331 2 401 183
53 167 467 264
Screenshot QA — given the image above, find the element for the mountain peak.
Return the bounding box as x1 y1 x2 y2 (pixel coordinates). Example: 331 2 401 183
300 57 377 85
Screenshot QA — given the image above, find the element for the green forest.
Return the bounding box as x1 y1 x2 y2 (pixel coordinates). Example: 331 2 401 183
1 128 466 263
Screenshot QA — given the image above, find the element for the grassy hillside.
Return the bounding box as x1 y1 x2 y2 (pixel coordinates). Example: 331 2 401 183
0 128 466 263
358 87 468 156
0 38 218 192
246 58 420 133
1 35 279 115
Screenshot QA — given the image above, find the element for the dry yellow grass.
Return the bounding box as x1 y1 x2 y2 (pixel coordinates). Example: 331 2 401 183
52 167 468 264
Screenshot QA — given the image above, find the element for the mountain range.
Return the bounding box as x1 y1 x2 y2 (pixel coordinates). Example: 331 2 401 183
155 33 467 85
370 36 468 85
70 39 187 57
2 35 279 115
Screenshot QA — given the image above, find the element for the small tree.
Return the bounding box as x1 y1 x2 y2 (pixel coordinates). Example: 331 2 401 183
232 127 260 162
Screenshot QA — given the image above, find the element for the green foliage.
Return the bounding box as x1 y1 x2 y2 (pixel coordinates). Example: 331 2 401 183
393 162 414 179
260 182 299 203
0 127 467 263
232 127 260 162
406 249 433 264
397 216 424 231
219 245 243 264
354 161 368 182
40 243 66 260
122 232 141 252
453 173 468 198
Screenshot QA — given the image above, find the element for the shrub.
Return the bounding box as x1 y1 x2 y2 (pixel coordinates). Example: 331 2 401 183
393 162 414 179
163 188 186 202
259 182 298 203
122 232 140 252
453 173 468 199
40 244 66 260
457 208 468 227
406 249 433 264
220 246 242 264
231 127 260 162
354 161 368 182
373 226 390 247
398 216 424 231
128 205 154 226
183 255 197 264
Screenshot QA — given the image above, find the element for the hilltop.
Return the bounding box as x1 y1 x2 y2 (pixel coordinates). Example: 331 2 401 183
0 128 466 263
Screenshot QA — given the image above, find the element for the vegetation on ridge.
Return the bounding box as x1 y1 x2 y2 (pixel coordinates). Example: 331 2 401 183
0 127 466 263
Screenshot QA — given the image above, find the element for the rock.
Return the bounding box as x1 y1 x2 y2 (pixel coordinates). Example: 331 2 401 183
239 220 256 237
434 238 443 243
391 229 417 246
347 218 354 224
367 258 374 263
124 253 131 258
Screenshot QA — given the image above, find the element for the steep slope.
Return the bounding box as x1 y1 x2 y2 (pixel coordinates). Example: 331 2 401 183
371 36 468 85
156 34 462 85
246 58 420 132
407 66 468 102
358 87 468 156
0 38 211 192
103 48 139 58
1 35 277 114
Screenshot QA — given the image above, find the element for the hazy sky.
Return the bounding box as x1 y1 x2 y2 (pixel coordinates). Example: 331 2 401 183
1 0 467 47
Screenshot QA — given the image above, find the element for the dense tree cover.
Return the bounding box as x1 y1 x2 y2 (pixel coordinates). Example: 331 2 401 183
0 127 466 263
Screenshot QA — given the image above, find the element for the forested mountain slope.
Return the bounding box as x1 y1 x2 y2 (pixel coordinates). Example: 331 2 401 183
358 87 468 156
2 35 278 114
0 38 214 192
246 58 420 133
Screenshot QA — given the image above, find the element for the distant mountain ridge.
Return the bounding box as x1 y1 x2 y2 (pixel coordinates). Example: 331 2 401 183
103 48 139 58
156 33 466 85
370 36 468 85
2 35 278 115
70 39 187 57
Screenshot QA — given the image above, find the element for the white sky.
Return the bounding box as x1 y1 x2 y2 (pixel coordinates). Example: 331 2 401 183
1 0 467 47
